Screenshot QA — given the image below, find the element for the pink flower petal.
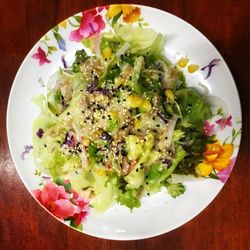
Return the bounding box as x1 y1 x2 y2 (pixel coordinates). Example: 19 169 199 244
37 47 45 56
58 186 70 200
203 120 215 136
70 189 79 199
226 115 232 126
32 189 42 203
217 157 236 183
41 181 59 205
69 29 83 42
75 211 89 225
32 47 51 65
95 15 105 32
52 199 75 219
97 6 108 12
32 53 40 59
64 180 70 185
75 195 90 214
215 115 232 131
90 21 99 32
86 8 97 16
43 57 51 64
79 13 95 37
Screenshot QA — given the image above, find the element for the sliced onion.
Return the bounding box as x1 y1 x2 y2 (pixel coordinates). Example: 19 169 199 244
115 42 131 57
171 174 204 182
93 33 101 56
80 145 88 168
205 95 228 117
46 71 58 90
198 82 210 96
165 115 178 147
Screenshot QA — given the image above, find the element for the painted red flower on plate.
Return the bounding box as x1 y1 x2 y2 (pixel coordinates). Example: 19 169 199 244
32 47 51 66
33 180 75 219
70 9 105 42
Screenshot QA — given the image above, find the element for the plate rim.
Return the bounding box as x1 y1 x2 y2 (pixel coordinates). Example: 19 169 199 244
6 4 242 240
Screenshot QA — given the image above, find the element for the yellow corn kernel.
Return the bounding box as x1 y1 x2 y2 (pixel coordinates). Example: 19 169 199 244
114 77 122 87
110 110 118 119
195 162 213 177
82 137 90 146
93 167 106 176
126 94 144 108
140 99 152 113
93 129 103 137
188 64 199 73
102 47 112 59
177 57 189 68
165 89 175 103
134 117 141 129
97 169 106 176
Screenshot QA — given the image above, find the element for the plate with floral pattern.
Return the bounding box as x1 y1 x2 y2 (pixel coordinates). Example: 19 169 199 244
7 4 241 240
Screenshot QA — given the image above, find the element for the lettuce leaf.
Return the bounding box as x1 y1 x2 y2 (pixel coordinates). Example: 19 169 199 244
175 88 211 130
116 189 141 210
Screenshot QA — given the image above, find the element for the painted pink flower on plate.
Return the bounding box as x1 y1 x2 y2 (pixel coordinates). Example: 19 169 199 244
203 120 215 136
215 115 232 131
70 9 105 42
217 157 236 183
97 6 109 13
70 190 89 225
32 181 75 219
32 47 51 65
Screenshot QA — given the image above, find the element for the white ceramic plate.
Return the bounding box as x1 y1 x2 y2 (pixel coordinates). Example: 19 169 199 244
7 4 242 240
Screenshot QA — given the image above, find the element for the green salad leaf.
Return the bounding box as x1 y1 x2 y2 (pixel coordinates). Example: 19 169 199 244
31 24 217 212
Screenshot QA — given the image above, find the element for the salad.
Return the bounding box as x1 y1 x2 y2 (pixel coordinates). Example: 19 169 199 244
32 25 216 212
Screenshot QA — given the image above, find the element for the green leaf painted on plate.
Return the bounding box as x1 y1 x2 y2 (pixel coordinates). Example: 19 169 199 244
70 219 83 231
112 12 122 27
209 172 219 180
74 15 82 23
53 25 59 33
48 46 57 52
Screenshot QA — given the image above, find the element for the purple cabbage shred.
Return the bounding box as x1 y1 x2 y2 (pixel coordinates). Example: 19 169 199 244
100 131 112 141
42 176 51 180
36 128 44 138
61 55 67 68
86 82 112 98
21 145 33 161
161 158 172 168
86 82 97 93
63 132 75 147
157 112 168 123
201 59 221 79
94 88 112 98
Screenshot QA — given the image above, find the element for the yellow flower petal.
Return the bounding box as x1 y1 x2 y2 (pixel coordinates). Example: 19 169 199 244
202 142 233 171
220 144 233 158
213 158 231 171
123 7 141 23
121 5 135 16
59 20 67 29
204 153 218 162
204 143 223 155
106 5 122 19
195 162 213 177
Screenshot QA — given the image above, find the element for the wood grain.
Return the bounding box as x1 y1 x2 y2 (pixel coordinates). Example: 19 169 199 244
0 0 249 249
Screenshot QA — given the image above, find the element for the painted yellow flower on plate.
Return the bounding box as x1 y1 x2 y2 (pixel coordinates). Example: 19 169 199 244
195 142 234 176
106 4 141 24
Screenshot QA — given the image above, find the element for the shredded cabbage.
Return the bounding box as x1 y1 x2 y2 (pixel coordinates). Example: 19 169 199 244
32 25 216 211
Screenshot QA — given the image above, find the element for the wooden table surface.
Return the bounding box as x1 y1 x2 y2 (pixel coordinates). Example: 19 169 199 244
1 0 249 249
